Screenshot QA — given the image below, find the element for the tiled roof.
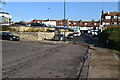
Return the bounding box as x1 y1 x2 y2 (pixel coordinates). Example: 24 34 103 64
104 12 120 16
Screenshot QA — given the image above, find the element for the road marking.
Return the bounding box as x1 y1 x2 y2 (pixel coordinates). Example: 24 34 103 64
114 53 119 61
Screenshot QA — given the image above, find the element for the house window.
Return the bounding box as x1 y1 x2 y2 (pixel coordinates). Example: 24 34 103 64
58 22 62 24
92 23 94 25
69 22 71 24
106 23 110 25
118 16 120 19
105 16 111 19
102 22 106 25
73 22 76 25
114 22 117 25
94 23 97 25
84 23 88 25
114 16 117 19
37 21 40 23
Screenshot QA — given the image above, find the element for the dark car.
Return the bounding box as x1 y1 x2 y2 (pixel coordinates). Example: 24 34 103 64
60 34 65 41
0 32 20 41
53 34 65 41
67 34 74 39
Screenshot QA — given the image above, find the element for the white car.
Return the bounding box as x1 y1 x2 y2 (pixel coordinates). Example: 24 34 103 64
73 33 81 37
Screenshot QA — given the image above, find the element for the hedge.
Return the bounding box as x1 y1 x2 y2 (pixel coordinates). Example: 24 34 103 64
98 27 120 51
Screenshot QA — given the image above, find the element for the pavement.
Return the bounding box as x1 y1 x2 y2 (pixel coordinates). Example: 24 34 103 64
87 37 120 79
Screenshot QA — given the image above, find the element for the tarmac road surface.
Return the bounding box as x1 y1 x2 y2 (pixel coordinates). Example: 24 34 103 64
2 37 88 78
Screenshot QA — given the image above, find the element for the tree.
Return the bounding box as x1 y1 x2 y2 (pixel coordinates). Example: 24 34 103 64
19 21 27 26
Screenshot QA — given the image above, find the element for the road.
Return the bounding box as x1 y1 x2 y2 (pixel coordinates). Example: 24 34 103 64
2 36 88 78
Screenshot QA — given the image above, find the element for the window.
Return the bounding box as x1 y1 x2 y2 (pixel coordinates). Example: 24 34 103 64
105 16 111 19
106 23 110 25
114 22 117 25
73 22 76 25
58 22 62 24
94 23 97 25
114 16 117 19
92 23 94 25
84 23 88 25
37 21 40 23
118 16 120 19
69 22 71 24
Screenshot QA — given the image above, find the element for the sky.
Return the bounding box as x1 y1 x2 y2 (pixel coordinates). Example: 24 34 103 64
1 2 119 22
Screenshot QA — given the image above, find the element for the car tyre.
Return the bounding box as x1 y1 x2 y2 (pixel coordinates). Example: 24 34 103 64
10 38 13 41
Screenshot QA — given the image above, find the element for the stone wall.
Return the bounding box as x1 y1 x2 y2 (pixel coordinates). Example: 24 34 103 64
12 32 73 41
10 26 55 32
12 32 54 41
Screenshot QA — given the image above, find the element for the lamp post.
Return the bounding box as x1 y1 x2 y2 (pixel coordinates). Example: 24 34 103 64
48 8 51 20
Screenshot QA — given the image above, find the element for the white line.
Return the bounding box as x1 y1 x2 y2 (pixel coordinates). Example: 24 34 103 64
114 53 119 61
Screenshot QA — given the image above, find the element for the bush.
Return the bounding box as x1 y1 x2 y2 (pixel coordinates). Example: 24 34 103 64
38 29 44 32
32 28 38 32
0 26 10 31
46 29 54 32
26 28 34 32
98 27 120 51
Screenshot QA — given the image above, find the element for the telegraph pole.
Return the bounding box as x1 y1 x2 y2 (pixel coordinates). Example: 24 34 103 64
64 0 66 41
64 0 66 21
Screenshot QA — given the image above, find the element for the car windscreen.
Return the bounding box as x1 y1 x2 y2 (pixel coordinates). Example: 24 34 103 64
8 32 13 35
2 32 13 35
69 34 73 36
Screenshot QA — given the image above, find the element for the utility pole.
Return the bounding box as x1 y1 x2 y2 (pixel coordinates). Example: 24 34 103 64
64 0 66 41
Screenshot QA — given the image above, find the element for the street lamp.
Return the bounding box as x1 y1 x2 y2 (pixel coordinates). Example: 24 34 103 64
48 8 51 20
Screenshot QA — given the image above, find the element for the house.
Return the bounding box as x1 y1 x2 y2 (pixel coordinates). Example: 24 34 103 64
101 11 120 26
0 12 12 26
28 19 100 34
28 19 56 27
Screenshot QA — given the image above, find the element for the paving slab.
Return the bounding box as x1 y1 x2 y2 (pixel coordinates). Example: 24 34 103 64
88 47 119 78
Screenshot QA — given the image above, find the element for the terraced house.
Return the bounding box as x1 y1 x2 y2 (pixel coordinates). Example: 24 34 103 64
101 11 120 28
28 11 120 32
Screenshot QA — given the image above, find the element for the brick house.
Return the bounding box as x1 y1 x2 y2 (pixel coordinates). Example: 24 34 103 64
101 11 120 26
28 19 100 28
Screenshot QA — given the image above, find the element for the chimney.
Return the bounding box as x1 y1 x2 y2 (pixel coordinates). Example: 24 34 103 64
102 10 104 15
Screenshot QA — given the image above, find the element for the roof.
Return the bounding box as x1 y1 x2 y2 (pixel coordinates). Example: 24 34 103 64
104 12 120 16
0 12 9 15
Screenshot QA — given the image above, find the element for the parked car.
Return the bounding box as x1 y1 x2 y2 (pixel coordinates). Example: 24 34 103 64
73 32 81 37
67 33 74 39
0 32 20 41
86 33 92 37
60 34 65 41
53 34 65 41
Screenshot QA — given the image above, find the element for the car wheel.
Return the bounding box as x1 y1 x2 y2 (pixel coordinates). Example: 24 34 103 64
10 38 13 41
